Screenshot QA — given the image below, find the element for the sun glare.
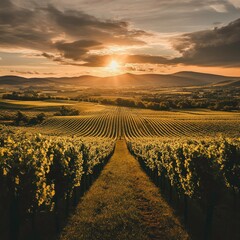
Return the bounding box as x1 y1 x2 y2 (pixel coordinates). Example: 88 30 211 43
108 60 120 72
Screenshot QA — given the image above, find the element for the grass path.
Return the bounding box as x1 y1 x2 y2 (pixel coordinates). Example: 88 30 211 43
60 140 190 240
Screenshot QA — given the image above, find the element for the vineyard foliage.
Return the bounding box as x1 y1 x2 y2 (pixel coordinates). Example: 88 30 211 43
0 104 239 239
0 127 115 214
12 106 240 202
0 106 239 235
127 137 240 201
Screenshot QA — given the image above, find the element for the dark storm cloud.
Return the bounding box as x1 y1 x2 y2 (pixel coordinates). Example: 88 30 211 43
172 18 240 66
54 40 102 60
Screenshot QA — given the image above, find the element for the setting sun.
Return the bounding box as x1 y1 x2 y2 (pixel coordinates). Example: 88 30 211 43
108 60 120 71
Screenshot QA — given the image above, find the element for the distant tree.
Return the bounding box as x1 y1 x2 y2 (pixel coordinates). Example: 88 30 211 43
14 111 46 126
115 98 136 107
159 102 170 110
147 102 160 110
14 111 29 126
28 113 46 125
136 101 145 108
55 106 80 116
36 113 46 122
28 117 38 125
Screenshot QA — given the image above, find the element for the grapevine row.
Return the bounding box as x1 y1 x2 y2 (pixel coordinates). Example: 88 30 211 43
0 127 115 239
127 136 240 239
39 107 239 138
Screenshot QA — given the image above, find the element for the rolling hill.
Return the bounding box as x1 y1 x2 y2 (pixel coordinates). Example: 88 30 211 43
0 71 240 89
211 79 240 87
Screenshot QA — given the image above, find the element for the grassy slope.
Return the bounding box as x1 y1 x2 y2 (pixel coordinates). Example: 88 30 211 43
60 140 189 240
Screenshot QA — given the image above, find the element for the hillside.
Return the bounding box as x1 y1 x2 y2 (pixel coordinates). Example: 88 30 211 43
211 79 240 87
0 72 240 89
172 71 236 83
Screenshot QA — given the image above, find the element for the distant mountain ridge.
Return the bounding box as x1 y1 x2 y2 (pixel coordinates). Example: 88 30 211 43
0 71 240 89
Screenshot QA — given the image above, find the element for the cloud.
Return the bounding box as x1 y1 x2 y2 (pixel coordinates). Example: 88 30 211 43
57 0 239 33
47 5 150 46
210 4 228 13
0 0 149 62
54 40 102 60
228 0 240 8
75 17 240 68
10 70 54 75
66 54 169 67
0 0 54 52
172 18 240 66
0 0 239 69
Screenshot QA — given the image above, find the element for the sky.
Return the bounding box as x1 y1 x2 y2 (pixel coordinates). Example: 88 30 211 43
0 0 240 77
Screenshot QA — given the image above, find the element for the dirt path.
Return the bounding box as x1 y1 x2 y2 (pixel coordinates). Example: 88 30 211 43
60 140 190 240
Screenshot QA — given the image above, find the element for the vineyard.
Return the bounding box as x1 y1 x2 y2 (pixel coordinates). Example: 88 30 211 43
127 137 240 238
35 107 240 239
0 105 240 239
40 107 240 138
0 127 115 239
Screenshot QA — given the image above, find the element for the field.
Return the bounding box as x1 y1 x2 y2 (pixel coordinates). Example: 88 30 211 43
39 105 240 138
0 100 240 240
